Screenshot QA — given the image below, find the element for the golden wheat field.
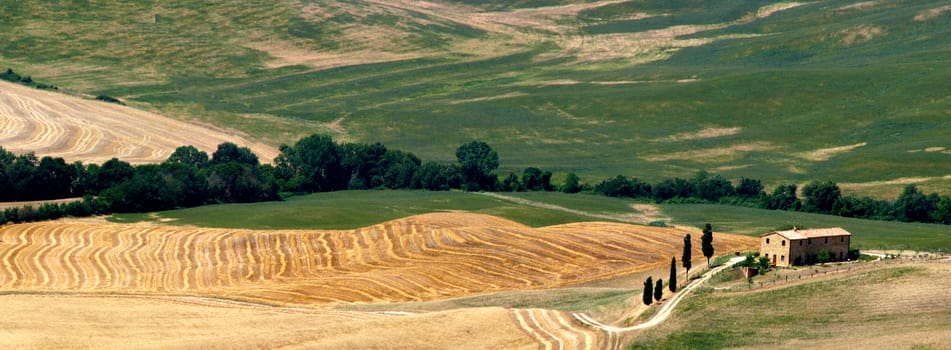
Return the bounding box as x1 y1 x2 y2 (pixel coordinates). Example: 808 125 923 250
0 80 278 164
0 294 621 350
0 212 758 348
0 213 757 305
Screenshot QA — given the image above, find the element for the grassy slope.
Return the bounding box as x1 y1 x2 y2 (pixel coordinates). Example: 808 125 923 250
1 0 949 197
114 190 951 250
498 192 951 250
628 265 951 349
108 190 606 229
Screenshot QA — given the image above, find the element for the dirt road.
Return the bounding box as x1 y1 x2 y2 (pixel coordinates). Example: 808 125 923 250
573 256 745 332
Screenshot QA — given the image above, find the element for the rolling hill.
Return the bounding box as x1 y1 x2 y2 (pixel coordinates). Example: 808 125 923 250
0 80 277 164
0 0 948 197
0 212 758 305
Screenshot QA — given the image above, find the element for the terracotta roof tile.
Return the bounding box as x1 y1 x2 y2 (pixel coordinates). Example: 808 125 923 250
760 227 851 240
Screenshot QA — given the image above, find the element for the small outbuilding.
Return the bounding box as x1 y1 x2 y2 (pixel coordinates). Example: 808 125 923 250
760 227 851 267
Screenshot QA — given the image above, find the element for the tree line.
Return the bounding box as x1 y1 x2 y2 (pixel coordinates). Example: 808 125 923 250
586 172 951 225
1 68 58 90
1 135 949 226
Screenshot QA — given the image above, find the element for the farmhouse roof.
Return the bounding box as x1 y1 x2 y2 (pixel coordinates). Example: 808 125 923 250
760 227 851 240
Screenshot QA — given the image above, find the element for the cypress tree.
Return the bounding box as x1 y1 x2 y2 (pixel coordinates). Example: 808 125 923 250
654 278 663 302
642 276 653 305
669 256 677 292
682 234 692 279
702 223 715 266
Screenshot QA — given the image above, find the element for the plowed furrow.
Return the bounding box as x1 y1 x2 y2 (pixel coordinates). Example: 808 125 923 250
0 213 757 306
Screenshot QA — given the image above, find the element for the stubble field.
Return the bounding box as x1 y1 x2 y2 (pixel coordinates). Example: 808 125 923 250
0 80 277 164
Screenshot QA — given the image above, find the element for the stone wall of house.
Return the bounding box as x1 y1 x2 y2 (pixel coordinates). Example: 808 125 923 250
760 233 793 267
761 233 851 267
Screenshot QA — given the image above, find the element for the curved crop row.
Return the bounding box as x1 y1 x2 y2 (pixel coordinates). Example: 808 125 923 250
0 213 758 305
0 81 277 164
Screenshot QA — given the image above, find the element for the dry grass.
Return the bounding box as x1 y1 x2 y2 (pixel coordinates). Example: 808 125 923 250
655 127 743 142
796 142 867 161
837 1 879 11
0 212 758 306
643 142 775 162
840 25 886 46
914 5 951 22
0 294 544 349
0 81 278 164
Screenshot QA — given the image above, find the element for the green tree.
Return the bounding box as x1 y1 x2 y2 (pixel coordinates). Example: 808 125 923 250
801 181 842 214
895 185 938 223
668 256 677 292
275 134 347 192
934 195 951 224
455 141 499 191
817 249 832 264
757 256 770 274
682 234 692 278
501 172 521 192
167 145 209 168
764 184 800 211
211 142 259 166
642 276 653 306
654 278 663 302
561 172 581 193
701 223 714 266
522 167 544 191
736 177 764 198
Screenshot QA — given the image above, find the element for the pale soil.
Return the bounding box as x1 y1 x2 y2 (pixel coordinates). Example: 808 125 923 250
796 142 867 161
838 1 878 11
0 212 759 307
643 142 775 162
915 5 951 21
0 81 278 164
0 294 539 350
654 127 743 142
840 25 886 46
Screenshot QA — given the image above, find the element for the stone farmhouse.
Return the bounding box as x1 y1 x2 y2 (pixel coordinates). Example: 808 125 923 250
760 227 851 267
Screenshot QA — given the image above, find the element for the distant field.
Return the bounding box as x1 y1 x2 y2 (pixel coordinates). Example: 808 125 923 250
630 263 951 349
2 0 949 196
109 190 608 229
115 190 951 251
0 80 277 164
499 192 951 251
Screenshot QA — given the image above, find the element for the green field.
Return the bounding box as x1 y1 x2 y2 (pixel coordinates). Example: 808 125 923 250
2 0 950 197
113 190 951 250
108 190 607 229
505 191 951 251
629 265 951 349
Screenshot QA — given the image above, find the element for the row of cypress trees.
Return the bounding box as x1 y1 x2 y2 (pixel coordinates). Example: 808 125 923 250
643 225 715 306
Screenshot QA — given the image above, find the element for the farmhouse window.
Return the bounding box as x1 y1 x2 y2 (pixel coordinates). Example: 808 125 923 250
781 255 785 262
766 238 770 244
840 237 844 242
825 237 828 244
782 240 786 246
808 239 811 245
799 240 803 246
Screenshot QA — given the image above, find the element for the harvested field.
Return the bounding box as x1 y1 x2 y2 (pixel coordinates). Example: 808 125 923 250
0 212 758 306
0 81 277 164
0 294 543 349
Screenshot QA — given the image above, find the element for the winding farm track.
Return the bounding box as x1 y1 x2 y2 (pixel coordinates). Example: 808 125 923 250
0 81 277 164
0 213 758 306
